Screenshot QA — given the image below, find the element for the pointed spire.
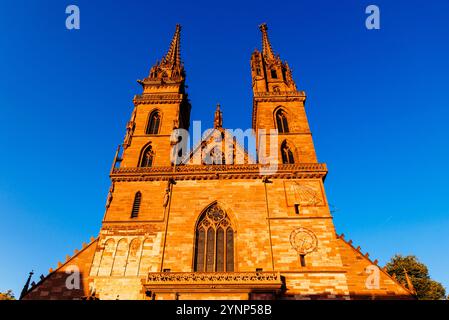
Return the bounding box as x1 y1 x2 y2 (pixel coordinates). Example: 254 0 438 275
19 270 34 300
214 103 223 128
163 24 182 66
259 23 275 60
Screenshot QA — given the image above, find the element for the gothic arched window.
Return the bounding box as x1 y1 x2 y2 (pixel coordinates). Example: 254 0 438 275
140 144 154 167
146 110 161 134
275 109 289 133
194 203 234 272
131 191 141 218
281 140 295 164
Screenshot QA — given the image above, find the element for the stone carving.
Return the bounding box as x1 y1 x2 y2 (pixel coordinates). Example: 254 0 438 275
105 183 114 208
146 271 281 284
288 181 323 206
111 163 327 182
162 188 170 207
289 227 318 255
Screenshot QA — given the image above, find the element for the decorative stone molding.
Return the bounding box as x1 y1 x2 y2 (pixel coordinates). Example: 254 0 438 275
254 90 305 97
111 163 327 182
143 271 283 292
133 93 185 105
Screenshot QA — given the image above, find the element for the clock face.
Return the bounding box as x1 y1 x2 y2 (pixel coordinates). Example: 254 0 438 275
289 228 318 255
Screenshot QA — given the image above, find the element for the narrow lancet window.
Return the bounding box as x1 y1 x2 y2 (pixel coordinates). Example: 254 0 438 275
131 191 141 218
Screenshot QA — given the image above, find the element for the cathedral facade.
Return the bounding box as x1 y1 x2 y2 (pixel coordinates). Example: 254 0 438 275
23 24 412 300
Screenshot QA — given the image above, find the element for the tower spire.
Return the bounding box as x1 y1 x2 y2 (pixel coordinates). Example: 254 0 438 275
163 24 182 67
143 24 186 87
259 23 275 60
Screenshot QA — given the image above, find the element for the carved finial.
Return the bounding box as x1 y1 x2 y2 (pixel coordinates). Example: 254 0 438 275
259 23 275 60
373 259 378 265
90 236 95 242
49 268 53 273
82 242 87 248
65 255 71 262
74 249 79 255
348 240 353 245
214 103 223 128
403 268 416 294
356 246 361 251
57 261 62 268
365 252 370 258
163 24 182 66
340 233 345 239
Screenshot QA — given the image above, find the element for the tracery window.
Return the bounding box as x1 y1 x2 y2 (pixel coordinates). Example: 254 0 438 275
275 109 289 133
140 144 154 167
146 110 161 134
194 203 234 272
281 140 295 164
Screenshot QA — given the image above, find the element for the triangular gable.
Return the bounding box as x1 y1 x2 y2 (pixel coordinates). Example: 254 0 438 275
179 127 256 165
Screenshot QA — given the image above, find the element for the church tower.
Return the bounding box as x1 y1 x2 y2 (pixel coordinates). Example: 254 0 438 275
120 24 191 168
251 23 317 164
22 24 413 300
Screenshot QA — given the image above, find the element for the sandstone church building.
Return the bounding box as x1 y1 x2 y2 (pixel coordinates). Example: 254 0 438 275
22 24 412 300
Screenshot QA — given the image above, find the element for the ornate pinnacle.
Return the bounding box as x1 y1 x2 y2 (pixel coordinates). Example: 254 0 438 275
163 24 182 66
259 23 275 60
214 103 223 128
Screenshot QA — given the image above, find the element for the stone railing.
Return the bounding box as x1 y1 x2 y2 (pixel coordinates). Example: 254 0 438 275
112 163 327 175
133 93 184 104
253 90 305 97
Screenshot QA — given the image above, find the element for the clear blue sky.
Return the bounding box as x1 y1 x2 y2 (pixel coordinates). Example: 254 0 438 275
1 0 448 297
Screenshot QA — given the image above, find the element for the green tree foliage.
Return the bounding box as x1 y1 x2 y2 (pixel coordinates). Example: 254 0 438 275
0 290 16 300
385 254 446 300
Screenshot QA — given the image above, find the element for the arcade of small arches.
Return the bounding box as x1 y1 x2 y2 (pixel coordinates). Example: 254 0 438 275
96 202 236 275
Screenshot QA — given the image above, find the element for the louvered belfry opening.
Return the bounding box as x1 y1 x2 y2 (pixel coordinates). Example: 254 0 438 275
194 203 234 272
131 191 142 218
